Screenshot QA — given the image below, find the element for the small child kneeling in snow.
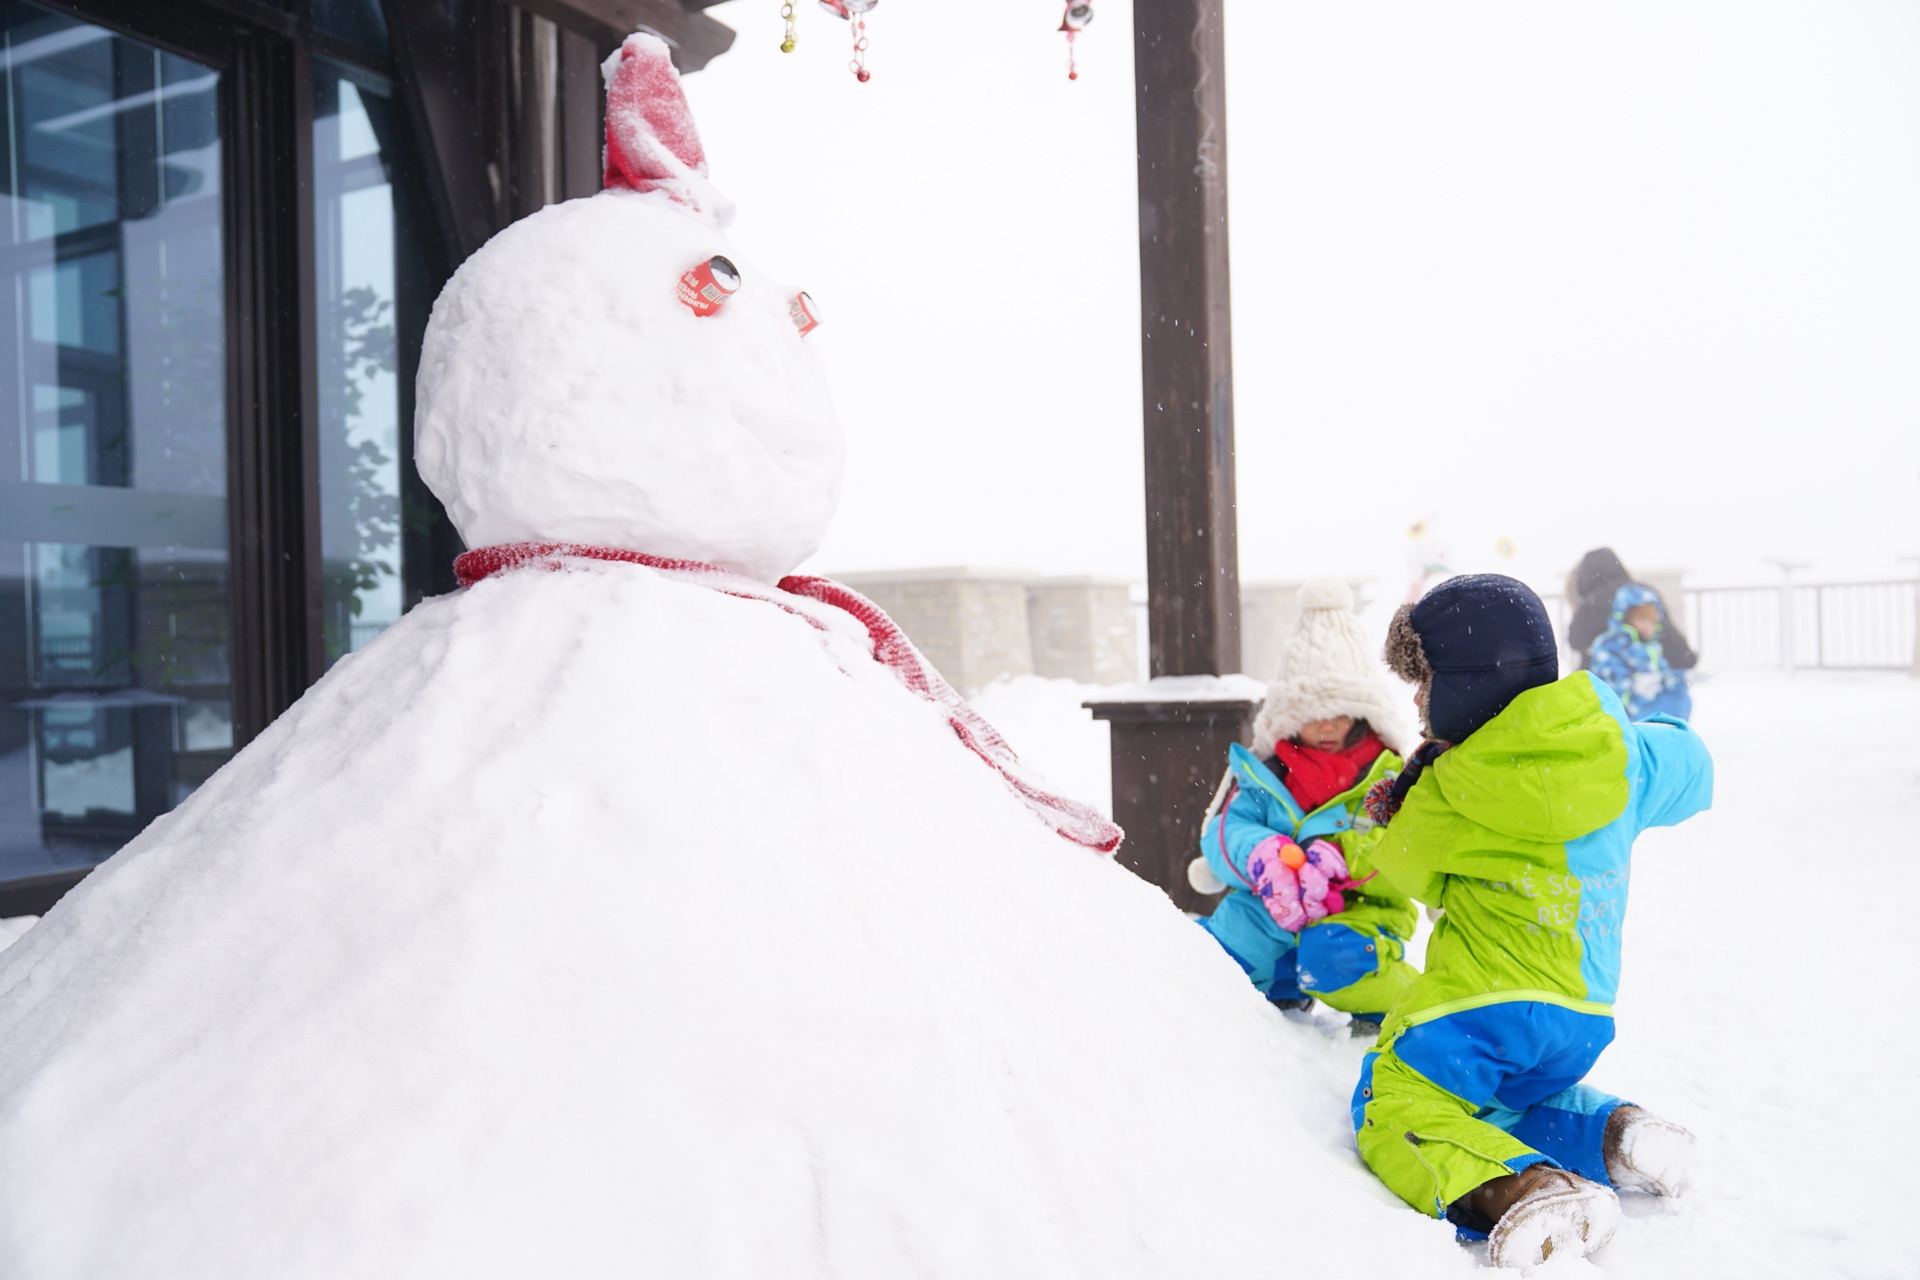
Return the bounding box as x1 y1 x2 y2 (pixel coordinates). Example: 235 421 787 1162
1190 581 1420 1035
1354 575 1712 1271
1588 582 1693 721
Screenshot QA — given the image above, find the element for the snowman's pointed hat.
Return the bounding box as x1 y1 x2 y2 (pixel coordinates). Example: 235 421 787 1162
601 32 731 224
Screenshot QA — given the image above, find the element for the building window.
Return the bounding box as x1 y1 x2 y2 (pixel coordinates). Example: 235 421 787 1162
0 1 231 880
311 0 390 59
314 62 403 664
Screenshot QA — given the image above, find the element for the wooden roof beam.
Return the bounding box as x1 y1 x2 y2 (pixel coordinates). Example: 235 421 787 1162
508 0 736 72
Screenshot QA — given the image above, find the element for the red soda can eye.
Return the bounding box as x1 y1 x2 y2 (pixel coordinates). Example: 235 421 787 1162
677 254 741 317
788 291 821 337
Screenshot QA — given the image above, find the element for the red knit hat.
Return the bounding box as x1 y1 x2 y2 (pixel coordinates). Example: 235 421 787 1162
601 33 721 219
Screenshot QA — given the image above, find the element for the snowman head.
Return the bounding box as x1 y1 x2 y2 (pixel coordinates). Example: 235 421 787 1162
415 34 843 583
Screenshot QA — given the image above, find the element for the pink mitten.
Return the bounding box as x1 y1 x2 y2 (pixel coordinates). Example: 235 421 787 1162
1303 838 1349 881
1248 834 1309 933
1302 839 1359 917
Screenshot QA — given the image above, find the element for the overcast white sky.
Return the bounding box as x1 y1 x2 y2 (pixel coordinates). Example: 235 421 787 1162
686 1 1920 596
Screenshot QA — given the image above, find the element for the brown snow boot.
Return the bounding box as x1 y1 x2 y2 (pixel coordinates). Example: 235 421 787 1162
1603 1104 1696 1197
1463 1164 1621 1271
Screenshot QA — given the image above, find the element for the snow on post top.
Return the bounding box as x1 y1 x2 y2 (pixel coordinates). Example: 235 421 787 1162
601 33 726 223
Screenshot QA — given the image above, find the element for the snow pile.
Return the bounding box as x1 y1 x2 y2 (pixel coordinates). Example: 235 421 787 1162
0 564 1474 1278
970 676 1125 818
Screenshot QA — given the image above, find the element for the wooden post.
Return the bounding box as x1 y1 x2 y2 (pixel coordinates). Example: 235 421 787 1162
1083 693 1257 914
1087 0 1247 911
1135 0 1239 679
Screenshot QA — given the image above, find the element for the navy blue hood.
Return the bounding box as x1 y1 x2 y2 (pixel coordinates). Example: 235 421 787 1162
1385 574 1560 743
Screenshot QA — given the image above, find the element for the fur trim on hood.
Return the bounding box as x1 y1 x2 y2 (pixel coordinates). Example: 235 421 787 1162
1384 604 1430 686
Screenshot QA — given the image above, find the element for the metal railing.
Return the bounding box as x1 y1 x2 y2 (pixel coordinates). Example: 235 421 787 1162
1128 578 1917 680
1682 580 1916 672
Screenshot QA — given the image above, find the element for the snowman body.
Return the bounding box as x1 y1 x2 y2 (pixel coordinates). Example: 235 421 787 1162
0 36 1455 1279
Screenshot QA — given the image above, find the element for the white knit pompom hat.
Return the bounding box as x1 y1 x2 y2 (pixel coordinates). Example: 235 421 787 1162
1248 581 1417 756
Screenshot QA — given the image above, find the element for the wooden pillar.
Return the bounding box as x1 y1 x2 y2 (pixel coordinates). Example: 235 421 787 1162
1091 0 1247 910
1135 0 1239 679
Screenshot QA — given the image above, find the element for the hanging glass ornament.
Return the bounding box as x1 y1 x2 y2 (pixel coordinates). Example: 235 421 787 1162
819 0 877 82
1059 2 1093 81
779 0 796 52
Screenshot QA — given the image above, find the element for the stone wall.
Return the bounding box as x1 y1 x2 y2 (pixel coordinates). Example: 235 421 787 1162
831 568 1140 694
1238 580 1371 682
834 570 1415 690
1026 577 1138 686
833 568 1033 696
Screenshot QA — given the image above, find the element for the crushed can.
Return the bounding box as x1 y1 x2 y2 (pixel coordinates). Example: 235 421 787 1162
677 255 741 317
787 291 822 337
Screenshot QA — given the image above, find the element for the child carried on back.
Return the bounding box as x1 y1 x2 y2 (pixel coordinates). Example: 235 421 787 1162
1587 582 1693 720
1189 581 1419 1034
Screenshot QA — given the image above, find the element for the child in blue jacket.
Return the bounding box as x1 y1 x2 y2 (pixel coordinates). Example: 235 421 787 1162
1189 582 1419 1032
1588 582 1692 721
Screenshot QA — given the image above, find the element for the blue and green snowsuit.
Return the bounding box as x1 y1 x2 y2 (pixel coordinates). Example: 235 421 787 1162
1351 672 1712 1224
1587 583 1692 721
1198 745 1417 1018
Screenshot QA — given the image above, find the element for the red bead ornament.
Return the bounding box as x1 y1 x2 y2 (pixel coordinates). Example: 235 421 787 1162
1059 2 1092 81
819 0 877 82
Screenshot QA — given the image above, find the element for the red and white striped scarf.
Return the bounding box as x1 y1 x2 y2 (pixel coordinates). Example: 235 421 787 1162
454 543 1124 854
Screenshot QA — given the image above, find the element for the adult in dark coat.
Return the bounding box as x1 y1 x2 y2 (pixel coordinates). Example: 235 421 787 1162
1565 547 1697 671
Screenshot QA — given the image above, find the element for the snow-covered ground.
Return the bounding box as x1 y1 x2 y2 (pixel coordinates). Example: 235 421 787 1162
0 669 1909 1276
977 669 1920 1278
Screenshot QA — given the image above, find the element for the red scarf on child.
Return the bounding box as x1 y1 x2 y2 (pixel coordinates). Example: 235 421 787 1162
1270 733 1386 813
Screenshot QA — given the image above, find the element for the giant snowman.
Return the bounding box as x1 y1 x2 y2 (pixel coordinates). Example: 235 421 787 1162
0 38 1459 1280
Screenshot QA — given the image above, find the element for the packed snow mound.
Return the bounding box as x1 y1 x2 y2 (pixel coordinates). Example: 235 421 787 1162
413 189 843 582
0 563 1464 1279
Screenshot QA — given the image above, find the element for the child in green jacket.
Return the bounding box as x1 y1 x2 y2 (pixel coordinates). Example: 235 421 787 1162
1353 574 1712 1270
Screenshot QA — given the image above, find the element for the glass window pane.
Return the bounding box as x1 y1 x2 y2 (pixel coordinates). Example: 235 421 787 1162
0 1 231 883
313 63 402 665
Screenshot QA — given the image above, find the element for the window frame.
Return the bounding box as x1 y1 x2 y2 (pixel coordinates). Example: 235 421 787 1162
1 0 422 914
